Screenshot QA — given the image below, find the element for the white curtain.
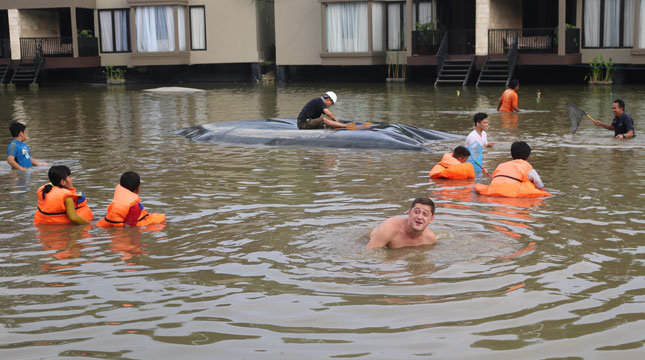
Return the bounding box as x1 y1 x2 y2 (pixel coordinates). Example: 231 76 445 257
326 3 369 52
372 2 384 51
640 0 645 47
135 6 175 52
388 3 402 50
99 11 113 52
584 0 600 47
114 10 128 52
190 7 206 50
415 1 433 27
178 7 186 51
603 0 620 46
623 0 634 47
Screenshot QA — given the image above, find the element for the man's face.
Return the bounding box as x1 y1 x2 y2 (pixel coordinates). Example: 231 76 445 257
611 102 623 117
407 204 434 232
477 118 489 132
323 97 334 107
18 131 27 141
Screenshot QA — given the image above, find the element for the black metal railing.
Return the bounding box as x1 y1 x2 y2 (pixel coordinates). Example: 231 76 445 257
435 33 448 71
565 28 580 54
78 37 99 57
20 37 73 59
412 29 445 55
489 28 557 55
507 34 518 87
1 38 10 59
447 29 475 54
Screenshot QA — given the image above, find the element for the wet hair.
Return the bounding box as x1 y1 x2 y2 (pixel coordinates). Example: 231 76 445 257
511 141 531 160
10 122 26 138
508 79 519 89
411 197 436 215
473 112 488 125
613 99 625 110
120 171 140 192
453 146 471 159
42 165 71 199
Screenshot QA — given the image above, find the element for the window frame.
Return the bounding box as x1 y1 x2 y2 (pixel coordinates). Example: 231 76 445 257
98 8 131 54
189 5 207 51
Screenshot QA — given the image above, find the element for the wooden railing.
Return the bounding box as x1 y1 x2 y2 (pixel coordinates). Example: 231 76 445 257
20 37 72 58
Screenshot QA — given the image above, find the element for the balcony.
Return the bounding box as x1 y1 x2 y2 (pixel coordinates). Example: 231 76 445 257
17 37 100 68
488 28 580 55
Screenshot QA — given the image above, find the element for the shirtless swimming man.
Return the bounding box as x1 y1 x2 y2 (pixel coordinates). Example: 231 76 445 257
366 197 437 249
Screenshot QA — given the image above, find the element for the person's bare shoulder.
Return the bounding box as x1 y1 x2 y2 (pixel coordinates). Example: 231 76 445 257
366 216 404 249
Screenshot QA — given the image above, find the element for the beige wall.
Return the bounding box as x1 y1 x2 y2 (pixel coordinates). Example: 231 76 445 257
20 9 60 37
581 49 633 64
275 0 321 65
189 0 261 64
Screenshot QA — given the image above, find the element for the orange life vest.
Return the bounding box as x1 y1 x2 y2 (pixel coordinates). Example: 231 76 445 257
429 153 475 179
34 185 94 225
475 159 551 198
97 184 166 227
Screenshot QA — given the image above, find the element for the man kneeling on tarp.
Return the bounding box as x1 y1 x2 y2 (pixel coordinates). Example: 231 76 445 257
366 197 437 249
297 91 352 130
429 146 475 179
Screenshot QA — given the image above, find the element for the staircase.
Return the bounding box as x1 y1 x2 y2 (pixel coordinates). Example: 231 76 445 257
0 61 11 84
476 58 510 85
11 41 44 85
435 56 475 86
477 35 518 86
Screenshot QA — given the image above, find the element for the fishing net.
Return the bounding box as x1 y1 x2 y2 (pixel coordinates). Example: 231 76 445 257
467 142 484 174
568 102 587 134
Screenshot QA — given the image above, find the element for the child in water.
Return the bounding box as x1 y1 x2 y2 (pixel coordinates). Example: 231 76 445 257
97 171 166 227
429 146 475 179
34 165 93 225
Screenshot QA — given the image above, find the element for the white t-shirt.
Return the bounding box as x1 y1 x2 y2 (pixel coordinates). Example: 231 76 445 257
466 130 488 147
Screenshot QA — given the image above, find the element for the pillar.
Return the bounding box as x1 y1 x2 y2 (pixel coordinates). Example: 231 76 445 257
475 0 490 55
71 6 79 58
558 0 565 55
8 9 21 60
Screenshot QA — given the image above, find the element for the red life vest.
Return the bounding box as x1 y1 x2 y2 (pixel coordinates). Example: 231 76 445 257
97 185 165 227
34 185 94 224
429 153 475 179
475 159 551 198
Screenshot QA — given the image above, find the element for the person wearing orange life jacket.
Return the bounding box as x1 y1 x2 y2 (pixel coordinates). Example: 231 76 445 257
429 146 475 179
475 141 551 198
497 79 521 113
97 171 165 227
34 165 93 225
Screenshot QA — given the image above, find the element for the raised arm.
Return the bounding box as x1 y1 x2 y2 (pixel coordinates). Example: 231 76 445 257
366 219 396 249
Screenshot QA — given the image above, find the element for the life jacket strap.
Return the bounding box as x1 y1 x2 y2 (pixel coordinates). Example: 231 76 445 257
493 174 522 182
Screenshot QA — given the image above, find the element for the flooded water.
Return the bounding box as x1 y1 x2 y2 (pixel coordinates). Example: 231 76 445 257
1 82 644 359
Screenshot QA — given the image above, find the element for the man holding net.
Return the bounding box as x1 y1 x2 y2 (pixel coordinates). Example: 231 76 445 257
592 99 635 140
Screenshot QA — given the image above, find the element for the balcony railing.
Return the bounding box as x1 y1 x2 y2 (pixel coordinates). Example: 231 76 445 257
412 29 445 55
18 37 99 59
565 28 580 54
412 29 475 56
489 28 557 55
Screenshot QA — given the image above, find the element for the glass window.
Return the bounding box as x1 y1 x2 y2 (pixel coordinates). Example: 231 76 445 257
135 6 175 52
387 3 405 50
190 6 206 50
414 1 433 29
99 9 130 53
584 0 633 48
326 2 368 52
372 2 384 51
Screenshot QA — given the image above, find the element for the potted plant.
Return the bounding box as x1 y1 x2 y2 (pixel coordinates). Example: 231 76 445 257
104 65 126 84
585 55 615 85
416 21 437 55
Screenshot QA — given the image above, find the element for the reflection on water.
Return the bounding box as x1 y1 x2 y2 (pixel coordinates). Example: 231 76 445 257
1 83 644 358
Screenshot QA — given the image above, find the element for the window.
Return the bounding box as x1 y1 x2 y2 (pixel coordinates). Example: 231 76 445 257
387 2 405 50
326 2 368 52
135 6 175 52
98 9 130 53
414 1 433 29
583 0 634 48
190 6 206 50
372 2 384 51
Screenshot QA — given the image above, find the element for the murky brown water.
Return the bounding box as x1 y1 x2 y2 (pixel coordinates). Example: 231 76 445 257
1 82 644 359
